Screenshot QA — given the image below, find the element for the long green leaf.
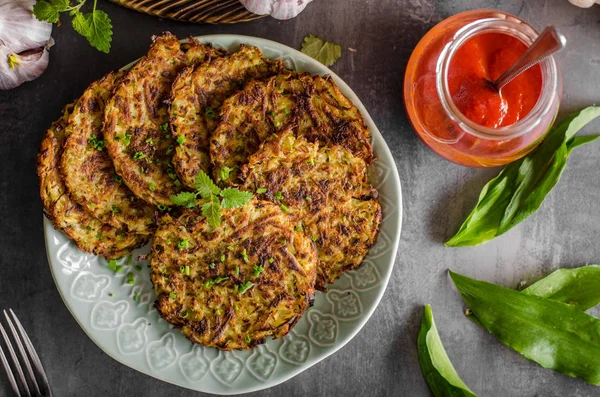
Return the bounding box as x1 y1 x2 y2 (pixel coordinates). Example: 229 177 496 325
450 270 600 386
446 107 600 247
418 305 478 397
522 265 600 311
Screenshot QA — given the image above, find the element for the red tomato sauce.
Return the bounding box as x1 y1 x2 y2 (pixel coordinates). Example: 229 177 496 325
448 33 542 128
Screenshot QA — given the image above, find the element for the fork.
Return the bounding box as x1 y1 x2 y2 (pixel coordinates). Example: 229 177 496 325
0 310 52 397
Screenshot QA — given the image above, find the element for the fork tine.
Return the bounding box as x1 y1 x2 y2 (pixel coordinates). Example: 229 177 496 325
9 310 52 397
0 340 21 397
0 320 31 397
3 311 40 396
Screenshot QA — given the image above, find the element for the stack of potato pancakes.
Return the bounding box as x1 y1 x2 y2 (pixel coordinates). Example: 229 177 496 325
38 32 381 350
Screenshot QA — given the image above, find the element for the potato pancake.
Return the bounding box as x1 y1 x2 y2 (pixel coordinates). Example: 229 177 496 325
169 45 284 189
104 32 223 206
151 199 317 350
60 71 156 234
242 130 381 290
38 105 148 259
210 72 373 185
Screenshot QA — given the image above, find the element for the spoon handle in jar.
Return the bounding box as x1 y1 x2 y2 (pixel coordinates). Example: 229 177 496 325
492 25 566 91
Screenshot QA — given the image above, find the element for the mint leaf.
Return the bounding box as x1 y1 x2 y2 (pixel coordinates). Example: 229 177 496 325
201 196 222 227
220 188 253 209
170 192 197 208
72 11 90 37
33 0 61 23
301 35 342 67
79 10 112 54
195 170 221 199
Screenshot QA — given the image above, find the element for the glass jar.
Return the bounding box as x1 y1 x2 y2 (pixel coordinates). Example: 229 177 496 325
404 10 562 167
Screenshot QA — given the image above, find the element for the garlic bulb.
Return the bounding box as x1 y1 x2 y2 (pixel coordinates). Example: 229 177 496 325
0 0 53 90
569 0 599 7
240 0 314 20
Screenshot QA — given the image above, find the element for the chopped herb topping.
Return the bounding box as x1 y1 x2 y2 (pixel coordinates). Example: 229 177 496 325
133 151 145 161
166 145 174 155
203 276 229 289
113 174 123 185
305 196 312 202
179 309 189 318
268 258 275 264
343 216 347 222
145 137 154 145
209 262 216 269
122 133 132 146
245 335 252 344
274 191 283 201
115 265 124 273
256 187 267 194
311 235 318 242
110 206 120 216
235 266 240 276
135 265 142 272
109 292 114 297
88 134 105 151
126 272 135 285
308 158 315 166
295 224 304 232
215 309 222 316
169 292 177 299
241 248 249 263
239 281 254 294
219 166 232 181
227 245 234 251
253 264 264 278
178 238 190 250
280 204 290 213
176 136 185 145
160 123 169 133
205 107 216 119
133 291 139 301
148 183 156 191
108 259 117 271
185 265 190 276
220 254 225 262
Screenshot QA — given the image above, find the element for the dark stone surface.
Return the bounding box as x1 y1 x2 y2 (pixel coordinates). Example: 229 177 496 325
1 0 600 395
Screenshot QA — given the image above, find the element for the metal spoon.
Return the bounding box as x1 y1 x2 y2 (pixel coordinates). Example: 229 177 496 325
488 25 567 92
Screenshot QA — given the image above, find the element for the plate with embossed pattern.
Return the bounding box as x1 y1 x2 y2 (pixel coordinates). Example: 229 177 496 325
43 34 402 395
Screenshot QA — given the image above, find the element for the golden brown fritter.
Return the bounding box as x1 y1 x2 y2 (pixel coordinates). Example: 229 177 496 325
60 71 156 234
242 130 381 290
104 33 224 206
169 45 284 189
151 199 317 350
37 105 148 259
210 72 373 185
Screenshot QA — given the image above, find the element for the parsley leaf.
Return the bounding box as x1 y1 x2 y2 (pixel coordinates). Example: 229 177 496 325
220 188 253 209
301 35 342 67
170 192 198 208
195 171 221 199
201 196 222 228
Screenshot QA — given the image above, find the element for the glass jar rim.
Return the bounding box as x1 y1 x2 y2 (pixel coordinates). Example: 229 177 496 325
436 16 559 141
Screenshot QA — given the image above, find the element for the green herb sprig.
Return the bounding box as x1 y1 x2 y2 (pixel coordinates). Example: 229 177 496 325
170 171 253 227
33 0 113 53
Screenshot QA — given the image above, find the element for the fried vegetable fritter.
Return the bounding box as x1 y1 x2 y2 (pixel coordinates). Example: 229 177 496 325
38 105 148 259
104 32 224 206
242 129 381 290
151 199 317 350
60 71 156 234
210 72 373 185
169 45 284 189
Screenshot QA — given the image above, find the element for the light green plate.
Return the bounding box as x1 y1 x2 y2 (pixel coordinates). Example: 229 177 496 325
44 34 402 395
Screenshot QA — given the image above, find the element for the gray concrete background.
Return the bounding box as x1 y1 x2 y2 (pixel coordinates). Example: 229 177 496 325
1 0 600 395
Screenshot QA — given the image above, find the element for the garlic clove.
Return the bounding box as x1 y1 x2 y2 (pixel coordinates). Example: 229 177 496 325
240 0 314 20
0 0 53 54
568 0 596 7
0 44 50 90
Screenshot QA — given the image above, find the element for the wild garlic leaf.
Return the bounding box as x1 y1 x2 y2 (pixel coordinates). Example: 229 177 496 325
418 305 477 397
201 196 222 228
446 107 600 247
301 35 342 67
450 270 600 386
220 188 253 209
522 265 600 311
195 170 221 199
170 192 197 208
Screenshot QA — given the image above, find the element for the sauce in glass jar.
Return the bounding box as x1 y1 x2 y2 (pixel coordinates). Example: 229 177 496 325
404 10 562 167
